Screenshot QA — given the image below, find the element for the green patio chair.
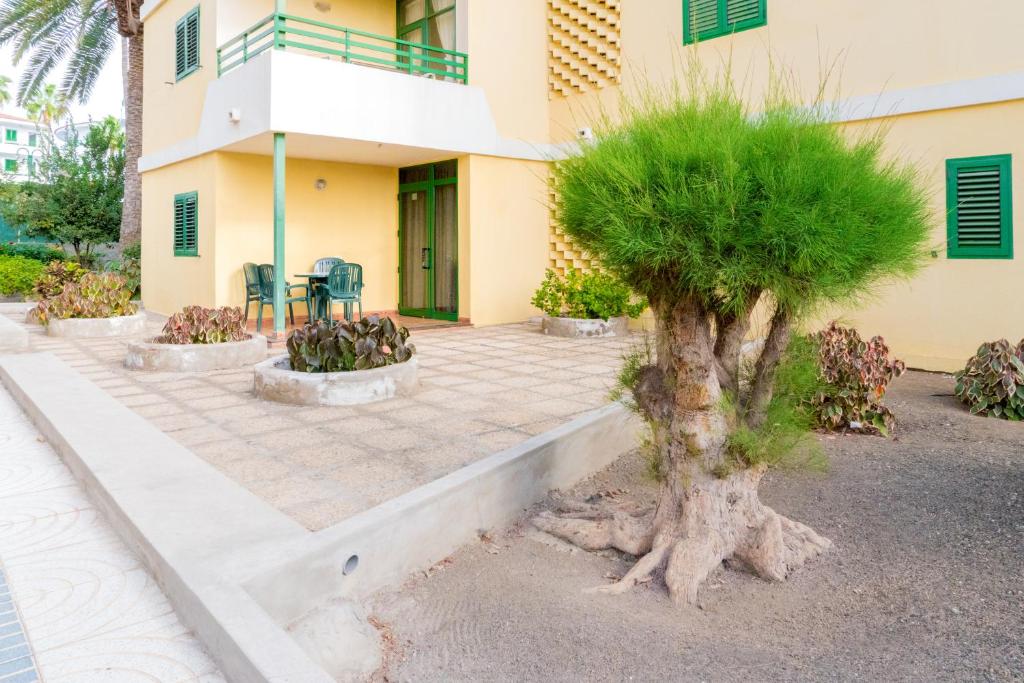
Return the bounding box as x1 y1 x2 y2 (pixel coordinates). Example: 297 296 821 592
242 262 261 323
313 257 344 275
319 262 363 325
255 263 311 332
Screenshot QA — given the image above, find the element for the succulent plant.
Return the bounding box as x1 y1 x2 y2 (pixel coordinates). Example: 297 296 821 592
33 260 85 300
157 306 247 344
286 315 415 373
954 339 1024 420
36 272 137 323
812 322 906 435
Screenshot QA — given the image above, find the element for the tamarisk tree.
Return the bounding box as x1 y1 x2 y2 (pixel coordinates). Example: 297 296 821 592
535 85 931 605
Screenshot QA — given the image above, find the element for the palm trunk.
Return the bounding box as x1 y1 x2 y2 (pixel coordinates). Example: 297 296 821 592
119 32 143 246
534 297 830 606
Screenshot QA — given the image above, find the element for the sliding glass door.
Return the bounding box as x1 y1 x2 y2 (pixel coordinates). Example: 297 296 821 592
399 160 458 320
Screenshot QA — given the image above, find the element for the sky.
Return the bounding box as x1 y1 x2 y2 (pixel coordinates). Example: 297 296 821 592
0 41 125 123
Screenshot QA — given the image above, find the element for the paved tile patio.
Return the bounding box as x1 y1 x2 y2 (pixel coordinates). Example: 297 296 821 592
0 386 224 683
4 311 641 531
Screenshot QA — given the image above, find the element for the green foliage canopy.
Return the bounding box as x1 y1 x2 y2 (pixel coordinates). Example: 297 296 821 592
552 86 932 317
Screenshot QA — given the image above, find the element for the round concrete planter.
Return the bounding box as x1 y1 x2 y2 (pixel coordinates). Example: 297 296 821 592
45 311 147 338
254 355 419 406
541 315 629 338
125 334 268 372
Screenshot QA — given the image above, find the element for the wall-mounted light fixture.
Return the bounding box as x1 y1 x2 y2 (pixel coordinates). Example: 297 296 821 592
315 178 328 191
314 1 332 12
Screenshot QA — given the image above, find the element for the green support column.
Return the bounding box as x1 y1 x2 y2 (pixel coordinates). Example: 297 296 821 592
273 132 286 337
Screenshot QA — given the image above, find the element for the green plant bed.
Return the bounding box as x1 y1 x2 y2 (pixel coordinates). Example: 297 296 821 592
0 255 45 299
531 269 644 321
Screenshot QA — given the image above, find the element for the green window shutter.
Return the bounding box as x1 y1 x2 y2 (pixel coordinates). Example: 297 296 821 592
683 0 767 44
26 156 34 177
28 133 37 147
175 7 201 81
5 129 16 142
174 192 199 256
946 154 1013 260
4 159 17 172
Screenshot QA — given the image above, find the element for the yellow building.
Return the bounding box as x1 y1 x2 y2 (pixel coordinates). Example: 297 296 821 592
141 0 1022 371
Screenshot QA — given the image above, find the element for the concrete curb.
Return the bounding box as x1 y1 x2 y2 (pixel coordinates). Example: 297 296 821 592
46 311 148 338
125 334 268 372
245 402 643 624
541 315 630 337
0 353 332 683
254 355 419 406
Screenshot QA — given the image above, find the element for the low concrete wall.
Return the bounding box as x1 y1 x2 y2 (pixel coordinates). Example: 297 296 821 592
0 353 331 683
245 403 643 625
254 355 419 406
126 334 268 372
0 314 28 352
542 315 629 338
46 311 147 338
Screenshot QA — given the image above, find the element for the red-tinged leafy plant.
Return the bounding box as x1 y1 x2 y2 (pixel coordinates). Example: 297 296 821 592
157 306 248 344
954 339 1024 420
812 322 906 435
286 316 415 373
33 260 86 299
36 272 136 323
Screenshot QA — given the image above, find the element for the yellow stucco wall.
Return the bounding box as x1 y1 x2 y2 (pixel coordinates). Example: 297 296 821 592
140 154 218 313
141 152 398 318
809 101 1024 372
464 155 550 327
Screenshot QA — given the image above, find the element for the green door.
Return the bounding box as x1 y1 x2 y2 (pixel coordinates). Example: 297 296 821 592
399 160 458 321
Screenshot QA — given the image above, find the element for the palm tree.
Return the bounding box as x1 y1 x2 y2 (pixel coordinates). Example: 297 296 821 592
0 0 145 246
25 83 69 130
0 75 11 108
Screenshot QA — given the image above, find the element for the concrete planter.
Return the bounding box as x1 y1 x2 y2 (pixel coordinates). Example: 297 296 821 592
254 355 419 406
541 315 629 338
125 334 268 372
45 311 147 338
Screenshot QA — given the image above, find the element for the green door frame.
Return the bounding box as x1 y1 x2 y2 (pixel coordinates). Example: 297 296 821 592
398 161 458 321
397 0 457 73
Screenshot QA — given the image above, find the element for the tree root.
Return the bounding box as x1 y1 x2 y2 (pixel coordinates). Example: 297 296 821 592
532 504 654 556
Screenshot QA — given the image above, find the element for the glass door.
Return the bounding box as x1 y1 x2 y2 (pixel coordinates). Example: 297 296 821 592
399 160 458 321
397 0 457 80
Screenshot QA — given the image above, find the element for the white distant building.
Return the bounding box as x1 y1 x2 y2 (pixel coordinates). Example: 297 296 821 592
0 112 42 181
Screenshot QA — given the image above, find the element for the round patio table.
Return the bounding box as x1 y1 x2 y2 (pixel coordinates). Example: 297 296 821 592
293 273 329 321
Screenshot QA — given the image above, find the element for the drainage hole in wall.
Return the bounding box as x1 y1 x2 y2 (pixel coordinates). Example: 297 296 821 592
343 554 359 576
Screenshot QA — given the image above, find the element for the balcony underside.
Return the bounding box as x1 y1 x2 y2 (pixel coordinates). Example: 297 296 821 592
140 50 556 171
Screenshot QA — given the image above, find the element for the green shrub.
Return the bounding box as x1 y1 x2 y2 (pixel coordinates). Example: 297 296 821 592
37 272 137 323
811 322 905 435
531 268 645 320
0 255 46 297
954 339 1024 420
286 316 415 373
107 257 140 298
0 242 67 263
122 241 141 261
157 306 247 344
33 261 86 299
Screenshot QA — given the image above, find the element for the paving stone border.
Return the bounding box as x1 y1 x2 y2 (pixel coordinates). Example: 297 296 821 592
125 334 268 372
541 315 629 337
45 311 148 338
0 315 28 353
254 354 419 406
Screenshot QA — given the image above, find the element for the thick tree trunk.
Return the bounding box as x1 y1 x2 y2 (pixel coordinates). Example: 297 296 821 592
119 29 144 246
533 297 829 605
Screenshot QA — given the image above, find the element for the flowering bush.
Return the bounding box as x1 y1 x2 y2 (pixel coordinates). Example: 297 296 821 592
954 339 1024 420
811 322 906 435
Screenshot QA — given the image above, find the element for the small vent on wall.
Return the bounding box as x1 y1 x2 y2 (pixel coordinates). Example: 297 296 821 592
547 0 622 98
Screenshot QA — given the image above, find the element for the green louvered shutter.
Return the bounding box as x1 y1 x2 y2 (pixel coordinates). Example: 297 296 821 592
175 7 200 81
684 0 766 44
946 155 1013 260
174 192 199 256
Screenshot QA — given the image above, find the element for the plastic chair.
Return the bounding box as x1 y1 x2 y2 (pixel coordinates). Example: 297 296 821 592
242 262 261 323
319 263 363 325
313 257 344 275
255 263 311 332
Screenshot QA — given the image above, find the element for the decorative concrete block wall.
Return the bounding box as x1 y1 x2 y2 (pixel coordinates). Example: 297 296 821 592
548 188 599 275
548 0 622 98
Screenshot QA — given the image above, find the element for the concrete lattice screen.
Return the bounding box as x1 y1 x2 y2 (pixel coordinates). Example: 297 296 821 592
547 0 622 98
548 187 599 275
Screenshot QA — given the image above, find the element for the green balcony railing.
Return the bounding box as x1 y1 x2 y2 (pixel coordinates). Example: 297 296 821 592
216 13 468 83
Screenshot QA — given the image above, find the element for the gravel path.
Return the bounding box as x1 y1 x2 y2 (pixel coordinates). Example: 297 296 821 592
373 371 1024 682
